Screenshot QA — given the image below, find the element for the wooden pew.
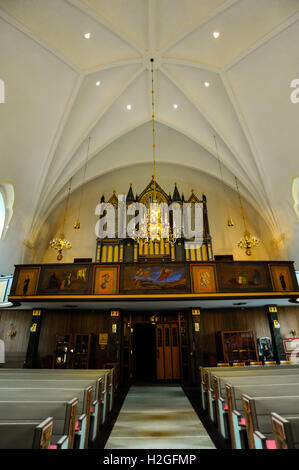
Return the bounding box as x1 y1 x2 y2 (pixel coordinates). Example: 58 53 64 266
213 374 299 440
0 369 113 423
0 398 78 449
0 416 53 449
206 368 299 423
242 395 299 449
0 378 103 443
199 364 299 412
271 413 299 449
226 383 299 449
0 387 93 449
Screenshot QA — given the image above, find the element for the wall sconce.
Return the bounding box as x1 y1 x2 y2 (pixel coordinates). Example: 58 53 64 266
7 324 16 338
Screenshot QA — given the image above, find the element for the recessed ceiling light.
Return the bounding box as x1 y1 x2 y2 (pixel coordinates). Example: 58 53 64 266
204 81 210 87
173 104 178 109
96 81 101 86
126 104 132 110
213 31 220 39
84 32 91 39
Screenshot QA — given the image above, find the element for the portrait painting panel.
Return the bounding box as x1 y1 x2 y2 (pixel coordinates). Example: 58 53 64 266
94 266 119 295
191 265 217 293
269 264 295 292
14 267 40 296
38 265 91 294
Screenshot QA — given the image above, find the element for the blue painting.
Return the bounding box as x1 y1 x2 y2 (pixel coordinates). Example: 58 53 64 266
123 264 187 292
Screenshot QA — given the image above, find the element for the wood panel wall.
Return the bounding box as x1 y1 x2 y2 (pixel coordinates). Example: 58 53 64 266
0 309 32 367
38 309 119 368
1 305 299 370
198 305 299 365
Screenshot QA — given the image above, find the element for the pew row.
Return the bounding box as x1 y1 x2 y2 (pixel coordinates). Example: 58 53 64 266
0 379 103 443
271 413 299 449
0 398 78 449
242 394 299 449
226 383 299 449
0 369 112 427
0 417 54 449
0 387 94 449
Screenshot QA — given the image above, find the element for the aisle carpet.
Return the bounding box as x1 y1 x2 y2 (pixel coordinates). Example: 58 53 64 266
105 385 216 449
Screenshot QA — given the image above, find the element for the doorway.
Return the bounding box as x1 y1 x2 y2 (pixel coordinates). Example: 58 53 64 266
156 323 181 380
132 323 156 382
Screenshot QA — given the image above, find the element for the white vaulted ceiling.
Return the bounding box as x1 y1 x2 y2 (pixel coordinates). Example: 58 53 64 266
0 0 299 269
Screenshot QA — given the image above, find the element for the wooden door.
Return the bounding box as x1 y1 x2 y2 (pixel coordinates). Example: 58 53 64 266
156 323 181 380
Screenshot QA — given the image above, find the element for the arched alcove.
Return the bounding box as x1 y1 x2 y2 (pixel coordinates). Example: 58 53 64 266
292 176 299 220
0 182 15 239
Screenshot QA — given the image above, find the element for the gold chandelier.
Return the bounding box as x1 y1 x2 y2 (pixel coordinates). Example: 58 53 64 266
133 58 177 246
49 179 72 260
235 177 260 256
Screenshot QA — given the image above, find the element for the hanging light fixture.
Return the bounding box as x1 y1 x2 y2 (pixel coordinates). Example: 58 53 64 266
74 136 91 230
213 134 234 227
235 177 260 256
132 58 176 246
49 179 72 261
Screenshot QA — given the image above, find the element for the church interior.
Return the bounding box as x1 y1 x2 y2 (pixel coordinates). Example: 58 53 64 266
1 0 299 453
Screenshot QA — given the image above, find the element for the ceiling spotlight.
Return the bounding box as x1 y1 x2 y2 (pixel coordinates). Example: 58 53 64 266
96 81 101 86
213 31 220 39
126 104 132 110
173 104 178 109
84 32 91 39
204 81 210 87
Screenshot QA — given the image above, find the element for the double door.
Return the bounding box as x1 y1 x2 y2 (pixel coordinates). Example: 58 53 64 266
156 323 181 380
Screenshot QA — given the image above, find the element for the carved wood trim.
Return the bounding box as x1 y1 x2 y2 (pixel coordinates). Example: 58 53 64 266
84 387 93 449
226 384 237 449
271 413 293 449
242 395 255 449
67 398 79 449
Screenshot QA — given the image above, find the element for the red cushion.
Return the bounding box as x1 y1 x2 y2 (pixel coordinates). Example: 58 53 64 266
90 406 94 414
266 440 277 449
224 404 228 411
75 421 80 431
49 445 57 449
239 418 247 427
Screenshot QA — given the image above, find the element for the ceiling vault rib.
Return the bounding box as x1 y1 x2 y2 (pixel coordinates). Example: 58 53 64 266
37 65 146 215
31 118 152 240
66 0 145 55
0 9 81 74
148 0 155 51
158 0 239 55
31 74 86 232
83 58 144 76
162 58 220 73
223 11 299 72
153 118 271 226
159 64 255 179
219 71 281 233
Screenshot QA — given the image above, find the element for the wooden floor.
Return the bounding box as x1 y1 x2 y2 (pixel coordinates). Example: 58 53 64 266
105 385 216 449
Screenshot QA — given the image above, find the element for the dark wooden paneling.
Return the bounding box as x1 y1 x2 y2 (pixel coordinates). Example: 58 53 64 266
198 307 272 365
0 309 32 367
278 306 299 339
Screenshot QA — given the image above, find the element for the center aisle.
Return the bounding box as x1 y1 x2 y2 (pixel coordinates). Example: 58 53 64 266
105 385 216 449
